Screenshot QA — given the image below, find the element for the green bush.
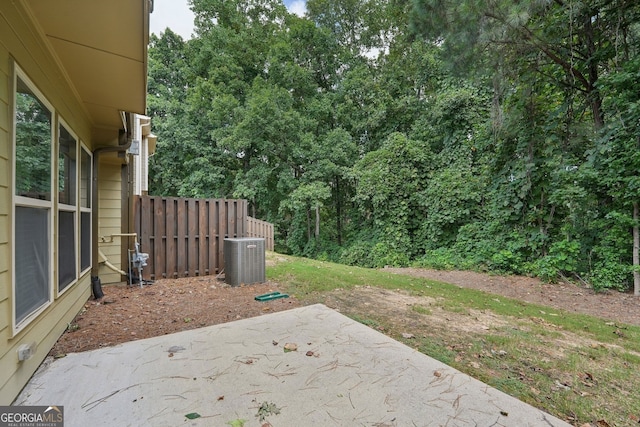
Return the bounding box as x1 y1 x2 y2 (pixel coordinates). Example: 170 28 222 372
489 249 524 274
414 248 462 270
340 240 376 267
524 240 581 282
370 242 410 267
339 240 410 268
588 262 630 292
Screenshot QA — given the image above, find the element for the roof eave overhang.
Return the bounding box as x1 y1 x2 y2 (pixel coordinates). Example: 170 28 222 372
24 0 150 145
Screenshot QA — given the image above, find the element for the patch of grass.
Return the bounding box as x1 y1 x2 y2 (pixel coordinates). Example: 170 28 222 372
413 337 457 366
411 304 431 315
268 254 640 425
268 257 423 295
438 300 469 314
272 257 640 344
349 314 381 329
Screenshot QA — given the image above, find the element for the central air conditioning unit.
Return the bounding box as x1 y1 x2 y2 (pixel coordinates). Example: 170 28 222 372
224 238 266 286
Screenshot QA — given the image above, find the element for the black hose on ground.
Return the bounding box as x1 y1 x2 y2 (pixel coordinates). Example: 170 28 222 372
91 276 104 299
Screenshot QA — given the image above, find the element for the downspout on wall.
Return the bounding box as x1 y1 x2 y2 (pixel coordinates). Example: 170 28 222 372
90 112 133 298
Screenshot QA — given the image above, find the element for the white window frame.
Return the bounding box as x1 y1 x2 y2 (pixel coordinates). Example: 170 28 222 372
79 143 92 275
11 63 91 333
56 119 79 296
12 65 55 334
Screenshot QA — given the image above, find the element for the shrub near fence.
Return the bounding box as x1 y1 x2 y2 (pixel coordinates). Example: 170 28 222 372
134 196 273 280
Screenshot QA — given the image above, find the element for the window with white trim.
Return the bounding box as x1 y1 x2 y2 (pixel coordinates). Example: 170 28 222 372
57 122 77 293
13 65 88 331
80 146 92 272
14 71 54 326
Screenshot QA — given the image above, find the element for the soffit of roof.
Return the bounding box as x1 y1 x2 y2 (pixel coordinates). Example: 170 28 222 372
25 0 149 142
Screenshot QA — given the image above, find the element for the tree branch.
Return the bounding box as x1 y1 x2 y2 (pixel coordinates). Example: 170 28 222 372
484 11 592 91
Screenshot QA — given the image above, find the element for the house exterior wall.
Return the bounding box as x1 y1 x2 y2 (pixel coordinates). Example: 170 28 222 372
1 3 99 404
98 159 127 284
0 36 11 405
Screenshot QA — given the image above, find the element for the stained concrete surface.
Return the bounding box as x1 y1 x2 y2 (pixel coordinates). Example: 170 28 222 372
15 304 571 426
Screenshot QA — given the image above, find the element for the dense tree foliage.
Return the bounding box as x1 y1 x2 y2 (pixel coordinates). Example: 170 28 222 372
148 0 640 293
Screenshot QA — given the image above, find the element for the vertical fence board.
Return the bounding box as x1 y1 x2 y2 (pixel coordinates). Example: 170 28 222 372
140 196 153 279
199 200 208 275
209 201 219 275
237 200 245 237
166 198 176 278
152 197 165 280
218 200 227 271
176 199 187 277
228 201 236 238
187 199 198 276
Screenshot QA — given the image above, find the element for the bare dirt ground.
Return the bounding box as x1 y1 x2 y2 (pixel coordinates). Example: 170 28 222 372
50 268 640 357
50 278 299 356
384 268 640 327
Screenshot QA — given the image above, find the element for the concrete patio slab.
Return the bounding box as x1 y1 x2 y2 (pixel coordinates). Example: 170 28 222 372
15 304 570 427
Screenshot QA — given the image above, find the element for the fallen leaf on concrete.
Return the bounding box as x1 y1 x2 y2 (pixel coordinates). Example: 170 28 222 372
284 343 297 352
306 351 314 356
185 412 201 419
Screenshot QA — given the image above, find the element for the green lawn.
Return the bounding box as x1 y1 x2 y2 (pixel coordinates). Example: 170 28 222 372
268 254 640 427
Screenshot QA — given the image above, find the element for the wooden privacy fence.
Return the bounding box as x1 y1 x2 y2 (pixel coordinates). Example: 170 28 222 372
134 196 274 280
247 216 274 251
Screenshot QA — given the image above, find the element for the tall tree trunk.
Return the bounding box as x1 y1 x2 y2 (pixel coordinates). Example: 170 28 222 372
583 14 605 130
315 205 320 239
335 177 342 245
634 202 640 296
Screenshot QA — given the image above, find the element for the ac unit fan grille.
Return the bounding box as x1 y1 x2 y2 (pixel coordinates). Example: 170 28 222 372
223 238 266 286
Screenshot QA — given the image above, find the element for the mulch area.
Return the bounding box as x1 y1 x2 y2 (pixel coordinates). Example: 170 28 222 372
51 267 640 356
50 277 300 356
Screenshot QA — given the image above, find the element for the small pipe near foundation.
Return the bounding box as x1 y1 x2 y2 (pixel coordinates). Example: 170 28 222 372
98 249 127 276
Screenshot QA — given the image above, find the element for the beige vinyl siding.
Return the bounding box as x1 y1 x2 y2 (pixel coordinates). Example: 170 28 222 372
0 24 11 378
0 3 95 404
0 277 89 404
99 161 125 284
